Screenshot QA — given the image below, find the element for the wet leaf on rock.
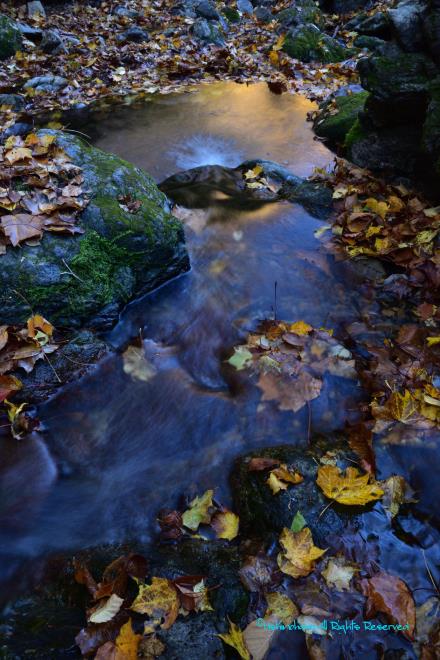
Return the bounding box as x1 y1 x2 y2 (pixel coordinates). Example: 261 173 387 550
290 510 307 532
316 465 384 506
88 594 125 624
182 489 214 531
265 592 299 624
211 508 239 540
95 619 141 660
277 527 326 579
267 464 303 494
173 575 213 612
131 577 179 634
218 619 251 660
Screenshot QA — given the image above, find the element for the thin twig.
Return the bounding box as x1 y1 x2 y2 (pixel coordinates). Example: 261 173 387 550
422 549 440 598
12 289 34 313
318 500 334 519
60 259 85 283
44 352 62 383
306 400 312 446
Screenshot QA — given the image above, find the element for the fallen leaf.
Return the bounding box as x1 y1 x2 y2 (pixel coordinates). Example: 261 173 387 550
130 578 179 633
321 557 358 591
218 620 251 660
0 374 22 402
265 592 298 624
173 576 212 612
289 321 313 336
316 465 384 506
266 464 303 494
122 345 156 382
95 619 141 660
182 490 214 531
211 509 239 540
380 475 416 518
248 457 281 471
1 213 44 246
88 594 124 624
290 510 307 532
277 527 326 578
360 573 415 639
227 346 253 371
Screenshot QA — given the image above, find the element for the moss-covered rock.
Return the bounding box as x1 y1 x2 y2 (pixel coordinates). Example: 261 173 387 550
230 439 368 548
0 14 22 60
281 23 351 63
0 131 189 328
422 76 440 164
276 0 323 30
314 91 369 144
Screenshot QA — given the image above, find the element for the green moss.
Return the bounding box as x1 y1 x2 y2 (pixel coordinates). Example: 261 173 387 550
344 118 368 152
282 24 351 64
222 7 240 23
0 14 22 60
276 1 323 28
315 91 369 144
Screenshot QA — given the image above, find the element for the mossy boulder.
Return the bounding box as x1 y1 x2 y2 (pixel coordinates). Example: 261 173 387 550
276 0 323 30
422 77 440 165
314 90 369 144
281 23 351 63
230 439 368 548
0 14 22 60
0 131 189 328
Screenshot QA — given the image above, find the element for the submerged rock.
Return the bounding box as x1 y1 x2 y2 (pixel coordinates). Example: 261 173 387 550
0 131 189 328
0 14 22 61
281 23 351 63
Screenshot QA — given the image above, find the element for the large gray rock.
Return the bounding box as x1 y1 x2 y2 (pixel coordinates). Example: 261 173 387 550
276 0 323 29
346 11 391 39
116 25 150 43
195 0 220 20
40 29 65 54
27 1 46 20
388 0 427 53
0 14 22 60
190 17 224 45
0 93 26 111
0 131 189 328
314 90 369 144
23 75 68 93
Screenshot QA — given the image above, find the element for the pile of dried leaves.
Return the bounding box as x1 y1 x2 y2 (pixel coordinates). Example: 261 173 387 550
227 318 356 414
0 0 360 130
0 132 87 252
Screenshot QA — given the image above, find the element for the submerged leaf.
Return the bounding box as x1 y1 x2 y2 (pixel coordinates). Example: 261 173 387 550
360 573 415 639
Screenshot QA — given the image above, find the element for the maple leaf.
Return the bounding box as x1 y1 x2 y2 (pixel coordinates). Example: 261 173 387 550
385 390 419 423
258 371 322 413
317 465 383 506
218 620 251 660
1 213 44 246
266 464 303 494
5 147 33 164
380 475 416 519
321 557 358 591
27 314 53 341
227 346 253 371
360 573 415 639
182 490 214 531
95 619 141 660
130 577 179 633
265 592 298 624
277 527 326 578
211 509 239 540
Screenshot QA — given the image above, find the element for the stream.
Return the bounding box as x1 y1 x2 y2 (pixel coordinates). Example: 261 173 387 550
1 84 440 639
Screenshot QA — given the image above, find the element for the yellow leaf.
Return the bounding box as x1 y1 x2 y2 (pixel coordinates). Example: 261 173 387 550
244 165 263 180
130 577 179 633
415 230 438 245
387 389 419 422
277 527 326 578
423 206 440 218
427 336 440 347
288 321 313 336
265 592 298 624
273 34 286 51
211 509 239 540
321 557 358 590
332 186 349 199
5 147 33 164
365 198 389 219
388 196 405 213
374 237 392 252
266 465 303 494
316 465 383 506
218 620 251 660
4 400 27 423
27 314 54 339
114 619 141 659
365 225 381 238
182 490 213 531
268 50 279 66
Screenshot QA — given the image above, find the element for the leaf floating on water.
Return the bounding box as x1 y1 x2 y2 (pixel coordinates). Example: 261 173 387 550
182 490 214 531
380 475 416 519
258 371 322 413
211 509 239 540
130 577 179 633
360 573 415 639
227 346 253 371
277 527 326 579
218 620 251 660
122 345 156 383
316 465 384 506
321 557 358 591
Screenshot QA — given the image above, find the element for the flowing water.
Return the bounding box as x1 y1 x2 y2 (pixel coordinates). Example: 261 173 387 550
1 83 439 623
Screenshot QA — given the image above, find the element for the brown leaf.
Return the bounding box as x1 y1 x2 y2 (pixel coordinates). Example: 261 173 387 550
0 374 22 402
1 213 44 246
258 371 322 413
248 457 281 471
360 572 415 639
347 422 376 475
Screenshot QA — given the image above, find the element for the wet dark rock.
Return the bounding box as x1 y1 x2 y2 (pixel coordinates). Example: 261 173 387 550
16 331 109 404
353 35 391 53
23 75 69 93
388 0 427 53
314 90 369 145
276 0 323 29
281 23 351 63
191 18 224 45
117 25 150 43
321 0 367 13
281 180 334 219
0 131 189 328
346 11 391 39
230 440 364 547
149 540 249 621
0 14 22 60
195 0 220 20
158 612 226 659
254 6 272 22
0 93 26 111
41 28 66 54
